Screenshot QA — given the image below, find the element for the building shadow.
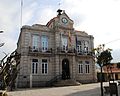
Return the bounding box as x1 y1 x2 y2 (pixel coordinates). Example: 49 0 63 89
65 87 101 96
65 85 120 96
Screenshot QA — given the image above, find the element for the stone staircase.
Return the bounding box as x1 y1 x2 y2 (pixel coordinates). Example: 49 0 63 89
53 79 81 87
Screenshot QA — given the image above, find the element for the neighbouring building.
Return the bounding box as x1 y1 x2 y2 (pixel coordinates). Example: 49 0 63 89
102 63 120 81
16 9 96 87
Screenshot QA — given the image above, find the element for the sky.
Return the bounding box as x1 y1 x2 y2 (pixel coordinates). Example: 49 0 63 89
0 0 120 62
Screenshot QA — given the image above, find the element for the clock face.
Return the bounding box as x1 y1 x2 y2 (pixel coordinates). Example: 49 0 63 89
62 17 68 24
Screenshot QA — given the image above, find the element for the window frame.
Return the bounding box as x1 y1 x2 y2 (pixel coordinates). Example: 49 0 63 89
77 41 82 52
78 61 83 74
85 61 90 74
84 41 89 53
41 59 48 74
32 35 40 51
62 36 68 51
32 59 39 74
41 35 48 52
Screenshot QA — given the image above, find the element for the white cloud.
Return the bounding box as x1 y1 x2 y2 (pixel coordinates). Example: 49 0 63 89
22 2 38 25
62 0 120 48
34 8 56 25
0 0 120 62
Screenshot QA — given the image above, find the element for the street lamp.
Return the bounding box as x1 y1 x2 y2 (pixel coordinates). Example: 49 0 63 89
0 43 4 47
94 44 105 96
0 31 4 47
0 31 3 33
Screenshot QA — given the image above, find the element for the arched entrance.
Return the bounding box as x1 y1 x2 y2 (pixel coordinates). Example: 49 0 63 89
62 59 70 79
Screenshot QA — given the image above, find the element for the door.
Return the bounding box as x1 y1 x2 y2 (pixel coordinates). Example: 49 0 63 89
62 59 70 79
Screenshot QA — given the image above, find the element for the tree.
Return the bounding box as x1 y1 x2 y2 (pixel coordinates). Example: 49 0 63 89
94 44 113 96
0 51 20 91
97 50 113 67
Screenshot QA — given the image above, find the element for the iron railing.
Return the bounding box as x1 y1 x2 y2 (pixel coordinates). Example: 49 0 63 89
29 47 52 53
46 74 62 87
28 46 94 56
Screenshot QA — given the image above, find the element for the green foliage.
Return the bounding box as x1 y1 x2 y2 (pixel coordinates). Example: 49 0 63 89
94 44 113 67
0 51 20 90
97 50 113 67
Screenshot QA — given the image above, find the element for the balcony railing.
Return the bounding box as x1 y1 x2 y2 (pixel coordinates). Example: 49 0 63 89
29 47 52 53
56 47 93 55
76 51 94 56
28 46 94 56
56 47 75 54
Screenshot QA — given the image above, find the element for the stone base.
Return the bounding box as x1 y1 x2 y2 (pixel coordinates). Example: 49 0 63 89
53 79 81 87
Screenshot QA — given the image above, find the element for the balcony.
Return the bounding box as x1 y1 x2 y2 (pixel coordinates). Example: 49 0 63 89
56 47 75 55
28 47 52 56
76 51 94 57
28 46 94 57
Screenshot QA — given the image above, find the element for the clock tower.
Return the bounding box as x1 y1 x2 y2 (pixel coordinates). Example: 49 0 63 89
57 9 74 29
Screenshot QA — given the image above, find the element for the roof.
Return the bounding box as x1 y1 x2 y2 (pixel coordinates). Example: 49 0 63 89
46 17 57 27
103 63 120 73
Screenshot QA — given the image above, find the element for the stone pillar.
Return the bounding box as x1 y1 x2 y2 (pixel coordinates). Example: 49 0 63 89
30 74 32 88
15 76 18 89
55 55 60 75
72 56 76 79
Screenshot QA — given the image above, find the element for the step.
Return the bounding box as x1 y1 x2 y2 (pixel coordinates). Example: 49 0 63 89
53 79 81 87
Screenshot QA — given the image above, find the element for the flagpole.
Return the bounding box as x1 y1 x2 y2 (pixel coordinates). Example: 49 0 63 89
20 0 23 28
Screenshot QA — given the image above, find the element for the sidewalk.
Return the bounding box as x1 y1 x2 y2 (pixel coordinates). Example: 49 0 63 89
7 82 120 96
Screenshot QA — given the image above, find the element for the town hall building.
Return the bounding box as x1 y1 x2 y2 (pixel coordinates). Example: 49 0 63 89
16 9 96 87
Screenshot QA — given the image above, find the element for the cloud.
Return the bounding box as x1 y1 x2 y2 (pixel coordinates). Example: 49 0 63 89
0 0 120 62
34 8 56 25
61 0 120 49
111 49 120 62
22 1 38 25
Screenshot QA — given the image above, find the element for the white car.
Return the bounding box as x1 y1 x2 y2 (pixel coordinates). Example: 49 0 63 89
110 80 119 86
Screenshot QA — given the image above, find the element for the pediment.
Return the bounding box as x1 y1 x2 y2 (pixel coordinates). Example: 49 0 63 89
59 10 74 28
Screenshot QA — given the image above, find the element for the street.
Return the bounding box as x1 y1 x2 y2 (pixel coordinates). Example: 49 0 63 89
7 82 120 96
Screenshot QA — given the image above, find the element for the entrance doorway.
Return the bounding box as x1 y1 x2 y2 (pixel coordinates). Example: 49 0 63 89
62 59 70 79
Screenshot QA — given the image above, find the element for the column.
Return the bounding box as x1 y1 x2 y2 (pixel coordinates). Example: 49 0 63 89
30 74 32 88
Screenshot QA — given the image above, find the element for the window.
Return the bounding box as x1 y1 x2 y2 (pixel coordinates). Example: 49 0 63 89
84 41 89 53
85 61 90 73
41 36 48 52
42 59 48 74
77 41 82 53
32 59 38 74
78 61 83 73
32 35 39 51
62 37 68 51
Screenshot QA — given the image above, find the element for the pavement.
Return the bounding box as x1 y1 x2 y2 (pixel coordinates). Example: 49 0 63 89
7 82 120 96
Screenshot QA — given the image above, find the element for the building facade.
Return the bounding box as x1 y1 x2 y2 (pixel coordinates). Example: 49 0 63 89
16 10 96 87
102 63 120 81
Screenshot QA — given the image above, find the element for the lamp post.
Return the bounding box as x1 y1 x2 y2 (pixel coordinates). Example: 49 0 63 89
0 31 3 33
0 31 4 47
94 44 105 96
